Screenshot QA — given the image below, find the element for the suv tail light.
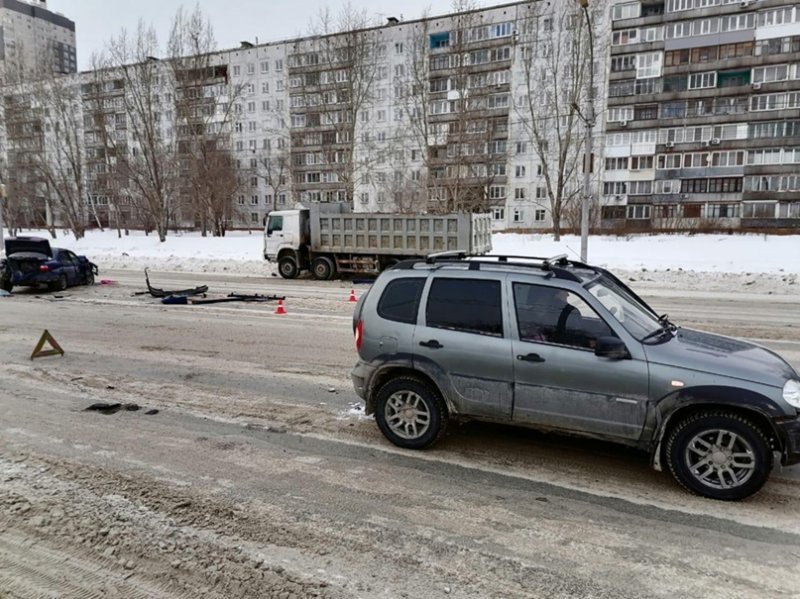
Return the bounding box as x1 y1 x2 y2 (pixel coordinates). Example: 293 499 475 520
354 320 363 352
39 265 49 272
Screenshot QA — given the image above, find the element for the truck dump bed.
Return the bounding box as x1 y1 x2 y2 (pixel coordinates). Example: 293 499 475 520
309 204 492 256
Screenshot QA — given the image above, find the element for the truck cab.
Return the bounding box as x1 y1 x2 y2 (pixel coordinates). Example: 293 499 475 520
264 209 309 278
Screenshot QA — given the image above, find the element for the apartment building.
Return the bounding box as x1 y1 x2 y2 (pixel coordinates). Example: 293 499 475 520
0 0 76 81
223 1 603 230
603 0 800 231
3 1 605 232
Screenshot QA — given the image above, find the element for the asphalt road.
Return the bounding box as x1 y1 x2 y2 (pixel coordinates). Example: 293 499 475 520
1 270 799 598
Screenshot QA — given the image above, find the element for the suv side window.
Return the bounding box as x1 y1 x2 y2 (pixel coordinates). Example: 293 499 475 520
426 278 503 337
378 278 425 324
513 283 615 349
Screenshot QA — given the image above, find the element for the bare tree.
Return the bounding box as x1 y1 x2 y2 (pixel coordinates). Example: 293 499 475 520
168 4 242 236
28 65 91 239
106 22 178 242
83 53 132 238
289 4 380 204
401 0 509 214
256 139 290 213
514 1 600 240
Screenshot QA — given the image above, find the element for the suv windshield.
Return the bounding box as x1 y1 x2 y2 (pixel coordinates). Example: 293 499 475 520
587 276 662 341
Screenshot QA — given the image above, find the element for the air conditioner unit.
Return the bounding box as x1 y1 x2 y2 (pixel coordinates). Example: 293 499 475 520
702 140 711 147
709 138 721 145
620 120 628 127
752 82 762 90
740 0 752 8
665 141 675 149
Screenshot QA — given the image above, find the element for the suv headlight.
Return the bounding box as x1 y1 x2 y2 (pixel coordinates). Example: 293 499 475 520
784 380 800 409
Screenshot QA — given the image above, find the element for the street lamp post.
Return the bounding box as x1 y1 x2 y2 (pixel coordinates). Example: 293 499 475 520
577 0 595 263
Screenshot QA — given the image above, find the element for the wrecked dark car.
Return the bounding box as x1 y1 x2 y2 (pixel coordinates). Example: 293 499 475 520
1 236 98 293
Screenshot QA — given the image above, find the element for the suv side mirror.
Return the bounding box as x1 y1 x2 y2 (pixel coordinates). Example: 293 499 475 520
595 336 630 360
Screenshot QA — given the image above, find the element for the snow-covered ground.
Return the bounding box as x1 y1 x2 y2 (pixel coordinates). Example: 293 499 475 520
2 228 799 292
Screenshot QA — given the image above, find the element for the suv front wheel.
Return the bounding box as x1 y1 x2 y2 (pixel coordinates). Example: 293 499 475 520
375 377 448 449
666 411 772 501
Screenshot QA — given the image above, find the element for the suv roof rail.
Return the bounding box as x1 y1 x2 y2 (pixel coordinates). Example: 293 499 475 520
425 250 468 264
416 253 591 282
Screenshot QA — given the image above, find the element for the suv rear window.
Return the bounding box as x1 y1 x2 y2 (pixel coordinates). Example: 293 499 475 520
426 278 503 337
378 278 425 324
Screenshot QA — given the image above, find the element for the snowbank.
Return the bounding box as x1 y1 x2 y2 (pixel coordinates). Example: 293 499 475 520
3 228 799 278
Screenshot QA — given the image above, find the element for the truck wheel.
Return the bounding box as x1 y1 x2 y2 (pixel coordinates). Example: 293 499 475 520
374 377 448 450
278 256 299 279
311 256 335 280
666 411 772 501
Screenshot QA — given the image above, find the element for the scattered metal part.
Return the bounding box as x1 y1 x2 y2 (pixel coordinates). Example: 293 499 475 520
134 268 209 298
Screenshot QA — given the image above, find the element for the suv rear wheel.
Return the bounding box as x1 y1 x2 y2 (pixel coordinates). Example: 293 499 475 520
666 411 772 501
375 377 448 449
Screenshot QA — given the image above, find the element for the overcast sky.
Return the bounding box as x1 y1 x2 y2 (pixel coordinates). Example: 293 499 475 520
48 0 509 70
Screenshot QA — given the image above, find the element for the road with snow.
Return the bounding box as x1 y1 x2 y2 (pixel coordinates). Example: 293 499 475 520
1 270 799 598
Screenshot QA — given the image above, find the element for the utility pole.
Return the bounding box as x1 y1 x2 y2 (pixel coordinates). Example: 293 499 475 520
577 0 595 263
0 183 5 247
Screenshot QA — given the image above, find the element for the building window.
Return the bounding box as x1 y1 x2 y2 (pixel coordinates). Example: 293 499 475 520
515 165 526 178
513 209 523 223
493 207 505 220
534 209 546 222
488 186 506 199
605 157 628 170
626 205 651 220
630 156 654 170
612 2 640 20
515 188 526 200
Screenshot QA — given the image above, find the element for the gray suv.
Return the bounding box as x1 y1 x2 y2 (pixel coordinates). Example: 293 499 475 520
351 253 800 501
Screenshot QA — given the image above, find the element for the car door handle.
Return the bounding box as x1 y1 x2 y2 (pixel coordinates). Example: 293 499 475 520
517 353 545 363
419 339 443 349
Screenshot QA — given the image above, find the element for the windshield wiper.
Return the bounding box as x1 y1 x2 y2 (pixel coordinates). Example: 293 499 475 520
641 314 678 343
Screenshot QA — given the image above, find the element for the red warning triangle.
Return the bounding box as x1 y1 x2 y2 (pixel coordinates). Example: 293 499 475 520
30 329 65 360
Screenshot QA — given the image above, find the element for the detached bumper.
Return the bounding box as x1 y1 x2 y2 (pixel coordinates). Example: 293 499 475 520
777 416 800 465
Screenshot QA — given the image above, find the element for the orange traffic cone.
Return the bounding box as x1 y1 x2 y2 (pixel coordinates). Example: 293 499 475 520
274 299 287 315
348 289 357 303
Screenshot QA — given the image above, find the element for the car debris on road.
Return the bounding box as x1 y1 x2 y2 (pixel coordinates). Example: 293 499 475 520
189 293 286 305
134 268 208 298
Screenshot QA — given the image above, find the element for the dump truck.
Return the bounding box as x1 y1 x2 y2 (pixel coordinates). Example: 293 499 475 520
263 203 492 279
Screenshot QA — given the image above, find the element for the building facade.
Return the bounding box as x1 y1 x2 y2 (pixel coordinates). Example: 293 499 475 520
222 1 604 232
0 0 76 81
6 0 799 234
602 0 800 231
